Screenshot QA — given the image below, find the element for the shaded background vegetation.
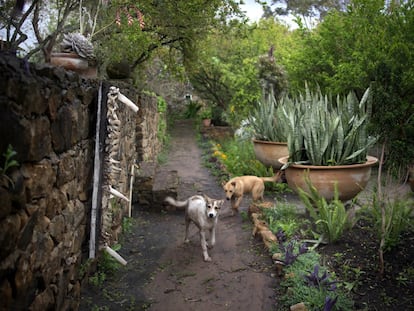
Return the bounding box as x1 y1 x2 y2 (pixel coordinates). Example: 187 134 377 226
1 0 413 171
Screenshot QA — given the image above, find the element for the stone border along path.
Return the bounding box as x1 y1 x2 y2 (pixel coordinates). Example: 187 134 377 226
79 119 278 311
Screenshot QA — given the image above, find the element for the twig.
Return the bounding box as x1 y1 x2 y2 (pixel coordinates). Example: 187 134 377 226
378 142 386 276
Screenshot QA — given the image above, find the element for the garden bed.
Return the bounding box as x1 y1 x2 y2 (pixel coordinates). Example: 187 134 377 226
249 198 414 310
316 215 414 310
200 132 414 310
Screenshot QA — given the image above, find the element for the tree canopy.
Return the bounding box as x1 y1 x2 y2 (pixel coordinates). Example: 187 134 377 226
1 0 413 170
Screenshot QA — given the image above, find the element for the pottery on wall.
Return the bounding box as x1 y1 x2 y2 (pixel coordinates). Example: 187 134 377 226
50 52 97 78
253 139 288 170
279 155 379 201
202 118 212 127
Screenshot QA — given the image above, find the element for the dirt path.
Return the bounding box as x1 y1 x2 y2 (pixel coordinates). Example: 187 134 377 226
79 119 277 311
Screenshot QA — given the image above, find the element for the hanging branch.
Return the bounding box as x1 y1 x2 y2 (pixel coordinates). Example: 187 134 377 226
30 0 79 62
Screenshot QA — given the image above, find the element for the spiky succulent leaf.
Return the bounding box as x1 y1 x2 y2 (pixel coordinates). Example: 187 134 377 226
284 85 377 165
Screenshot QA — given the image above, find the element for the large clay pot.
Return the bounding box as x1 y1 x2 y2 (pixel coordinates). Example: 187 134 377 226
253 139 288 170
279 155 378 201
50 52 97 78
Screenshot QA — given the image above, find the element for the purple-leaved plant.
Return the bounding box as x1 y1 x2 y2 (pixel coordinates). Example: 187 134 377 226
276 229 287 244
304 265 337 291
323 295 338 311
279 239 308 266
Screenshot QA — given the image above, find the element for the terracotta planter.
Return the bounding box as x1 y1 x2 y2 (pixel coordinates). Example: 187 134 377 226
279 155 378 201
202 118 212 127
50 52 97 78
253 139 288 170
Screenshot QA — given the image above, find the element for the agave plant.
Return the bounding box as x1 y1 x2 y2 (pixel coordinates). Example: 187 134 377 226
284 84 377 166
60 33 96 61
248 89 293 142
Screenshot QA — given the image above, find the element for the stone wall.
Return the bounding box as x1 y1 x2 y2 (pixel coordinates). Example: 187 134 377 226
111 82 161 163
0 54 162 310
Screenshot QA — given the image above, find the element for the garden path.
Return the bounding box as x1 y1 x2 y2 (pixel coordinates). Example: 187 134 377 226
79 119 278 310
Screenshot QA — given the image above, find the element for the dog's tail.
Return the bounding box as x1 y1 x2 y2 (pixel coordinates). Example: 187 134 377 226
260 171 283 183
164 196 188 210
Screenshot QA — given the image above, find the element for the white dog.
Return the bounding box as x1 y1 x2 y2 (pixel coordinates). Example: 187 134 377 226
164 194 224 262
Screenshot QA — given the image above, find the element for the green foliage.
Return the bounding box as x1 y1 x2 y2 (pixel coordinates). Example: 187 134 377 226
89 271 107 287
183 101 202 119
279 251 354 311
247 89 291 142
287 1 414 170
1 144 18 175
257 52 289 99
297 173 354 243
371 195 414 252
262 189 354 310
213 139 270 177
101 244 122 271
157 96 167 113
93 0 242 70
89 243 123 286
156 96 169 147
265 0 346 22
0 144 19 187
198 106 213 119
210 138 290 193
261 202 302 239
188 19 294 127
284 84 377 165
122 217 133 234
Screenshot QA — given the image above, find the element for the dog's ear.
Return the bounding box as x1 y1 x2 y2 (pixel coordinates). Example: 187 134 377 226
221 180 226 187
203 194 211 201
231 181 236 187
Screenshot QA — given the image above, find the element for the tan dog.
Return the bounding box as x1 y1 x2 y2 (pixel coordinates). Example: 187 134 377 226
222 171 282 215
164 194 224 262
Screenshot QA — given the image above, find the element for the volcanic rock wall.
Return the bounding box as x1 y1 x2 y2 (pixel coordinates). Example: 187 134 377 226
0 55 162 310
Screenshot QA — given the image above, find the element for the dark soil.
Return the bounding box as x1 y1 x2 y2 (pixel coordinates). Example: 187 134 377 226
316 215 414 310
270 181 414 311
79 119 414 311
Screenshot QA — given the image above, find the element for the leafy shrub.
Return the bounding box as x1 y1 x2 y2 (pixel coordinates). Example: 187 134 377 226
261 202 303 239
183 100 202 119
371 195 414 251
157 96 169 146
212 139 272 177
298 174 354 243
89 244 123 287
279 251 354 311
211 138 289 193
